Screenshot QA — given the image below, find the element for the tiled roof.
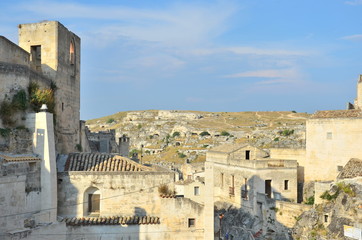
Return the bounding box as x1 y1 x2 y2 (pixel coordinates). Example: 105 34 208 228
338 158 362 179
63 216 160 226
0 154 41 162
311 110 362 119
65 153 151 172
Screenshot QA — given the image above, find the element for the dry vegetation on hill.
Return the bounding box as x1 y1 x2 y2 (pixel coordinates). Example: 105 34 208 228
87 110 310 163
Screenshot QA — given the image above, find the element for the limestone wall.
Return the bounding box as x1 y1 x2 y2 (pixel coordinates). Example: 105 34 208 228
57 171 175 217
270 148 306 182
274 200 312 228
306 118 362 181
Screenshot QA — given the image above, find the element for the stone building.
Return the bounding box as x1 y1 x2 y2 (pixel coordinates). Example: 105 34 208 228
271 75 362 182
204 143 299 239
0 21 82 154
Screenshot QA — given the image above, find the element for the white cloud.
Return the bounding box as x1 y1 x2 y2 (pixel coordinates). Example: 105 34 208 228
18 1 237 47
341 34 362 41
345 0 362 5
224 69 299 79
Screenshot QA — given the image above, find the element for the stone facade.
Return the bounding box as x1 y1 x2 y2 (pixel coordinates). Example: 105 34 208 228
204 143 298 239
0 21 81 154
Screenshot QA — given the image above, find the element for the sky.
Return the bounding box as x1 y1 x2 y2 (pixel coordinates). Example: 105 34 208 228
0 0 361 120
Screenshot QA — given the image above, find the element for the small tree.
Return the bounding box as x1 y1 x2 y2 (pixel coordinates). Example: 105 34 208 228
221 131 230 136
172 131 180 138
200 131 210 136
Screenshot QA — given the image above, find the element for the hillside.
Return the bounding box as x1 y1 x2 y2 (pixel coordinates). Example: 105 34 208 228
86 110 310 164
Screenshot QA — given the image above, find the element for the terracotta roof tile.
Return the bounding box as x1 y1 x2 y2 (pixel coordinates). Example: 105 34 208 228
338 158 362 179
311 110 362 119
63 216 160 226
0 154 41 162
65 153 151 172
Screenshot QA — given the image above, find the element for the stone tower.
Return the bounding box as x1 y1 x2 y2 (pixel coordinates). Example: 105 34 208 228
354 74 362 109
18 21 81 153
119 134 130 157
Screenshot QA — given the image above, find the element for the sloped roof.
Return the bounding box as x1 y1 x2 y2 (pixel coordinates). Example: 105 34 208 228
311 110 362 119
64 153 151 172
63 216 160 226
210 143 250 153
338 158 362 179
0 154 41 162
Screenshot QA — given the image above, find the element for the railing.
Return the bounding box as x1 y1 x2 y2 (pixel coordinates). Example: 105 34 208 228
229 187 235 196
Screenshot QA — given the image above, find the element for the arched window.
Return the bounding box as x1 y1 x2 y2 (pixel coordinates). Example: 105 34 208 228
69 40 75 65
84 187 101 216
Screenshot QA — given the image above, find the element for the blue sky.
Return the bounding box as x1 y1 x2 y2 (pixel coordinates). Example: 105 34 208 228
0 0 361 119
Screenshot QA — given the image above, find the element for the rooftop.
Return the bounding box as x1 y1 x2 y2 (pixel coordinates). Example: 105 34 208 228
63 216 160 226
338 158 362 179
311 110 362 119
64 153 152 172
0 153 41 162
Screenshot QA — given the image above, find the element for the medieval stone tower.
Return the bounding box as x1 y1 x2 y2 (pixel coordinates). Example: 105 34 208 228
18 21 81 153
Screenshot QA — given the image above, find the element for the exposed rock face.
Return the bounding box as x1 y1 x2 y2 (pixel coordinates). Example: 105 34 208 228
87 110 308 163
293 181 362 240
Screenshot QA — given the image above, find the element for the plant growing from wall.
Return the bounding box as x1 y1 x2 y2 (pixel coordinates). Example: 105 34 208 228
12 89 28 111
0 100 15 126
0 128 11 137
28 82 55 113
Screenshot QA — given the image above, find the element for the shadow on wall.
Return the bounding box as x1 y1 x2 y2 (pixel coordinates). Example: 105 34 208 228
214 175 307 240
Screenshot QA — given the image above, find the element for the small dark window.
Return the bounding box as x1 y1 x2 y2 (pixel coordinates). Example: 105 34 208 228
62 102 64 112
188 218 195 227
194 186 200 196
88 194 100 213
284 180 289 190
245 150 250 160
221 173 224 188
324 214 328 223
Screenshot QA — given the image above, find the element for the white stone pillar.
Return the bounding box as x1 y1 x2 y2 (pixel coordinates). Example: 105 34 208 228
33 111 57 222
204 161 215 240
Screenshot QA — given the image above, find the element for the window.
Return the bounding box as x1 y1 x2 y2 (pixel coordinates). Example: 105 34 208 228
245 150 250 160
221 173 224 188
194 186 200 196
326 132 332 139
70 40 75 65
31 45 41 70
188 218 195 228
337 165 343 171
84 187 101 216
284 180 289 190
88 194 100 214
62 102 64 112
242 178 248 200
265 180 272 198
324 215 328 223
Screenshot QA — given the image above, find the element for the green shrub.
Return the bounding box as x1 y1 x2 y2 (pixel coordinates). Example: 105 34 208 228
106 118 115 124
279 129 294 136
12 89 28 111
274 137 279 141
178 152 186 158
0 100 15 126
320 190 338 201
75 144 82 152
336 182 356 197
200 131 210 136
0 128 11 137
220 131 230 136
172 131 180 138
304 196 315 205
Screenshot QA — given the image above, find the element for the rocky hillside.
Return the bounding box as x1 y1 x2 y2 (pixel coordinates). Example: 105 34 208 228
86 110 309 163
293 181 362 240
